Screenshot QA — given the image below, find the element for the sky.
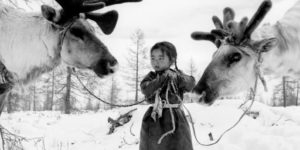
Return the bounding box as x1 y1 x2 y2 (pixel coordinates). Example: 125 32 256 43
101 0 299 76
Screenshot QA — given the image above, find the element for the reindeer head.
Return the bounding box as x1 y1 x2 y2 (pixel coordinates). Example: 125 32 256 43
41 0 141 77
191 0 278 105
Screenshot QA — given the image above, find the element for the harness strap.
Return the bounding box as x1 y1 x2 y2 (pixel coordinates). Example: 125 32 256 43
162 103 181 108
157 83 176 144
151 89 163 122
57 21 76 52
255 53 268 92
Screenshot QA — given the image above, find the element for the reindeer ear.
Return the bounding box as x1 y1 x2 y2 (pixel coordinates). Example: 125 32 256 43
86 10 119 35
253 38 278 52
41 5 61 23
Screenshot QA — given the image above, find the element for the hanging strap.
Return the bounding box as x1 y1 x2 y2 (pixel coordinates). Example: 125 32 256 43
151 89 163 122
157 83 176 144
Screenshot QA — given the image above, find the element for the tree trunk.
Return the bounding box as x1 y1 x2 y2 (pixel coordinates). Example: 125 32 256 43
283 76 286 107
7 92 12 113
27 95 31 111
135 40 139 103
0 92 9 116
50 70 55 110
33 82 36 111
64 67 72 114
296 81 299 106
110 77 114 110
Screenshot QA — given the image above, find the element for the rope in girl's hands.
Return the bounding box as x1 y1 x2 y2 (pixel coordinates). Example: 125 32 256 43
164 69 178 79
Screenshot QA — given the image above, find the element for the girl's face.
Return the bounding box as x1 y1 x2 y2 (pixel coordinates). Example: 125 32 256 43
151 49 172 71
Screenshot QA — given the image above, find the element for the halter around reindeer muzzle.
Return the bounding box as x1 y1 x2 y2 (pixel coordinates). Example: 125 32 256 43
191 0 274 100
40 0 142 78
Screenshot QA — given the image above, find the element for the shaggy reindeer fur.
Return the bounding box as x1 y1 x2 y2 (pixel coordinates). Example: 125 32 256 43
191 0 300 104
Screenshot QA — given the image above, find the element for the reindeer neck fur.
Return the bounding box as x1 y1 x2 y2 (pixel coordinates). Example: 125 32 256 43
256 22 300 79
0 4 62 84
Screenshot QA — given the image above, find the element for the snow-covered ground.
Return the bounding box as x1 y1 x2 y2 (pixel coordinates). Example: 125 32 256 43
1 100 300 150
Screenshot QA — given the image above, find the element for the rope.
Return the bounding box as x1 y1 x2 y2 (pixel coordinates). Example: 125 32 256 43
75 73 147 107
56 19 147 108
184 96 254 146
182 85 256 146
183 51 263 146
57 21 75 52
157 82 176 144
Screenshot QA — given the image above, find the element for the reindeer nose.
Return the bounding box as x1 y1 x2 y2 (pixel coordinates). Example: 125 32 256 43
107 57 118 73
109 57 118 67
193 81 208 94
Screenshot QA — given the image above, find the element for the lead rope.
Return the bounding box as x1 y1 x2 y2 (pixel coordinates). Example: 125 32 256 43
178 51 263 146
157 82 176 144
59 24 143 108
181 84 257 146
75 73 147 107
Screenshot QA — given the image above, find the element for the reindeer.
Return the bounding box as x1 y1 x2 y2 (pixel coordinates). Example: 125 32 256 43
0 0 141 112
191 0 300 105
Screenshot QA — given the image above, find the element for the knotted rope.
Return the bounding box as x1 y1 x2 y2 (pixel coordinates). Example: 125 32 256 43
184 48 265 146
157 82 177 144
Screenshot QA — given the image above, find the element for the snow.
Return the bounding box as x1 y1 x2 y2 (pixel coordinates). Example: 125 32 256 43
1 100 300 150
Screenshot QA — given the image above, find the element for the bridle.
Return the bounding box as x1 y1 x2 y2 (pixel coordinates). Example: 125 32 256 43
217 32 268 92
56 19 77 53
222 39 268 92
189 41 268 146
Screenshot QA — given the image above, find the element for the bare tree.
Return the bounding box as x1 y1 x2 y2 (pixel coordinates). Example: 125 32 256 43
38 67 66 111
272 76 298 107
124 29 149 102
6 92 13 113
186 58 198 78
28 81 37 111
80 71 99 111
64 67 72 114
108 75 121 109
184 58 198 102
72 69 106 111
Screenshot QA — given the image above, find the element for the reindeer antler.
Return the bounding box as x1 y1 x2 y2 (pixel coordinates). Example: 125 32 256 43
191 7 235 47
56 0 141 14
56 0 105 14
191 0 272 46
96 0 142 7
48 0 142 34
242 0 272 41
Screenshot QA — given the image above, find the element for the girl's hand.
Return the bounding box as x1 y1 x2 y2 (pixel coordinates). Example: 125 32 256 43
175 69 183 74
164 69 177 79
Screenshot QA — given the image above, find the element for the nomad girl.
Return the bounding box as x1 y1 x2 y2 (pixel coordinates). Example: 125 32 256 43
139 41 195 150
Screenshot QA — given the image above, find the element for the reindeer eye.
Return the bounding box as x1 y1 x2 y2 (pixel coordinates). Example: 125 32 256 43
227 52 242 66
70 28 84 40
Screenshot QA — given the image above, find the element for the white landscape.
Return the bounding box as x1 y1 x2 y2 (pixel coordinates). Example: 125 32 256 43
1 0 300 150
1 100 300 150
